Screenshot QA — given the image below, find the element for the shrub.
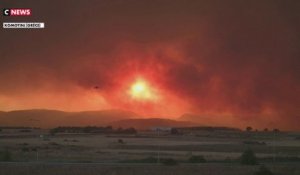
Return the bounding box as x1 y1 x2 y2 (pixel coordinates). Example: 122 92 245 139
116 127 137 134
118 139 125 144
171 128 179 135
161 158 178 166
140 157 157 163
22 147 30 152
223 157 234 163
254 165 274 175
120 157 157 163
19 129 31 132
49 142 59 146
188 155 206 163
246 126 253 132
21 143 29 146
0 150 12 162
49 129 57 135
243 141 266 145
240 148 258 165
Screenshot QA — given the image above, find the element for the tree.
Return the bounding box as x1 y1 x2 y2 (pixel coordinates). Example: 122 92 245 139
126 127 137 134
117 127 137 134
49 128 58 135
105 126 113 132
246 126 253 132
240 148 257 165
171 128 179 135
188 155 206 163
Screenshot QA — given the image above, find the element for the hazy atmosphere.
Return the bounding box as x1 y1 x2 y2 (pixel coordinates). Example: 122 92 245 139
1 1 300 175
1 0 299 130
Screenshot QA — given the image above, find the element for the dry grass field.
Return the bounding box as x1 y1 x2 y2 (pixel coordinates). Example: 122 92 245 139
0 129 299 175
1 163 299 175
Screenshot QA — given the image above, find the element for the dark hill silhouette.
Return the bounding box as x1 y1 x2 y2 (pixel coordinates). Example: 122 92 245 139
110 118 197 130
0 109 139 128
178 113 226 126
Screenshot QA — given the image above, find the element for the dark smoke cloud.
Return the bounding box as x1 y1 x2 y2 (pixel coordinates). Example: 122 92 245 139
0 0 299 130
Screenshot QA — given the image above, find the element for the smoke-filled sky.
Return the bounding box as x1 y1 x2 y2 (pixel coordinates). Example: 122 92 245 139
0 0 299 130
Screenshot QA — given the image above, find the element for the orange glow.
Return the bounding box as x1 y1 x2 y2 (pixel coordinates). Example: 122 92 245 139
129 78 157 101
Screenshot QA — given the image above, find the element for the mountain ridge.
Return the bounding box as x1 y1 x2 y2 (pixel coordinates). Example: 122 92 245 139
110 118 197 130
0 109 140 128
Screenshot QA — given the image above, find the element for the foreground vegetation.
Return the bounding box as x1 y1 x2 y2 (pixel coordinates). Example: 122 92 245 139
1 163 298 175
0 127 299 175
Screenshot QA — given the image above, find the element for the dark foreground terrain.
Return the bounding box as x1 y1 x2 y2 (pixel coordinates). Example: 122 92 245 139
0 128 299 175
0 162 300 175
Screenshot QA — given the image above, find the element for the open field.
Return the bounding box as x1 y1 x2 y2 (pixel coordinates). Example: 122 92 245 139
1 162 300 175
0 129 299 175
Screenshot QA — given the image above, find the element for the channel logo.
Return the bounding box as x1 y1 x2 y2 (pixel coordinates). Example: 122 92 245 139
3 8 32 16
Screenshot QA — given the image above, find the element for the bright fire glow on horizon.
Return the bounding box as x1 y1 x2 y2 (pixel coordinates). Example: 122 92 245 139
0 1 299 131
129 78 158 101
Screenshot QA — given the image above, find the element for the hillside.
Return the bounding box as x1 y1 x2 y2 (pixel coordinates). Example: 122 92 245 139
110 118 197 130
178 113 229 126
0 109 139 128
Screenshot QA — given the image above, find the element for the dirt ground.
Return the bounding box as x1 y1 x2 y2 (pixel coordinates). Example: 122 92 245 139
0 129 299 175
0 163 300 175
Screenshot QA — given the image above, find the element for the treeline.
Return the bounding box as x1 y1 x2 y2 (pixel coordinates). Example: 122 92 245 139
50 126 137 134
174 126 241 132
0 126 40 129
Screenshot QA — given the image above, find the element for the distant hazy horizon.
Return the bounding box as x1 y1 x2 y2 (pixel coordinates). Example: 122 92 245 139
1 0 299 131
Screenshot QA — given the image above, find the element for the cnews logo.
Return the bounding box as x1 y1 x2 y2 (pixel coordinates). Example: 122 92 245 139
3 8 31 16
